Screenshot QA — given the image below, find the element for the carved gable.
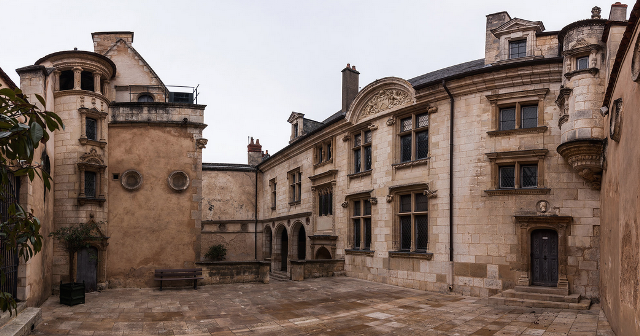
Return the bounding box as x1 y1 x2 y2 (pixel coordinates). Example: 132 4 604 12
491 18 545 37
79 148 105 166
346 77 415 124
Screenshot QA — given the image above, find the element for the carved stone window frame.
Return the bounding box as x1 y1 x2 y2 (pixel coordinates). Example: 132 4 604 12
386 183 434 252
120 169 143 191
485 149 550 196
562 44 601 80
288 168 302 205
269 178 277 210
394 111 430 166
609 98 623 142
78 107 108 148
350 127 373 175
314 137 334 168
77 148 106 206
343 190 374 251
632 33 640 82
486 89 549 136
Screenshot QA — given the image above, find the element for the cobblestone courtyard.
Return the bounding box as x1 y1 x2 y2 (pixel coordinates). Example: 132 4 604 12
32 277 614 335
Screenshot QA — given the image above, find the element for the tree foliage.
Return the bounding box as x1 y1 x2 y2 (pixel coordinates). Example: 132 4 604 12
0 85 64 314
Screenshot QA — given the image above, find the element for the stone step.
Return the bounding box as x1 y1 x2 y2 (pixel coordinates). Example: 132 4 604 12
0 307 41 336
514 286 570 296
269 272 290 281
502 289 580 303
489 295 591 310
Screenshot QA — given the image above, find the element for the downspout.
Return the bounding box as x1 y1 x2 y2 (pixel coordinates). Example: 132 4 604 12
442 80 454 290
254 168 259 260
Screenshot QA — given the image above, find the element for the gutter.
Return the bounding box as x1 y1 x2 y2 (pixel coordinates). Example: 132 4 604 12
254 168 259 260
442 80 455 290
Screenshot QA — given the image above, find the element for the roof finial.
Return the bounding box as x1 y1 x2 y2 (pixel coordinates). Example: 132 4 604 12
591 6 601 19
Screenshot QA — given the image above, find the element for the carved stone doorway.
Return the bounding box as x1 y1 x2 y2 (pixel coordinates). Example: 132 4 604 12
77 246 98 292
280 229 288 272
531 229 558 286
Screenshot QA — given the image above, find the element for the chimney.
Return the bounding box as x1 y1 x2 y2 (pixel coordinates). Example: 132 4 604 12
609 2 628 21
247 137 263 166
342 64 359 113
91 31 134 55
484 11 512 65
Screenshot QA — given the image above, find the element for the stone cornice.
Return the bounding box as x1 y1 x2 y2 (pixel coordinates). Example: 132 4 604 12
54 90 110 104
487 126 547 137
392 157 430 169
564 67 599 80
485 188 551 196
486 149 548 160
308 169 338 181
485 88 549 103
347 170 372 179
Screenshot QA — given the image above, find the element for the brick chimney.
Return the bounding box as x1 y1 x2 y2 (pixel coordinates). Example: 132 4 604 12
609 2 628 21
91 31 134 55
342 64 359 113
247 137 263 166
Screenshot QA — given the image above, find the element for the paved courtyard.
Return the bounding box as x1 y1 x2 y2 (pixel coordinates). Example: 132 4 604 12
32 277 615 335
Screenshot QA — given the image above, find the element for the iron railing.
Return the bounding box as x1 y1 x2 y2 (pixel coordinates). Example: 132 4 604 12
0 173 20 299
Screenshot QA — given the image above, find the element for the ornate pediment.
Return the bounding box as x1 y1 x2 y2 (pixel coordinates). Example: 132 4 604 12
78 148 105 166
491 18 545 37
346 77 415 124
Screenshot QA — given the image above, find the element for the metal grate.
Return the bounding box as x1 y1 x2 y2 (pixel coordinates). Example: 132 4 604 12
353 220 361 249
499 108 516 130
499 166 515 189
401 117 412 132
521 165 538 188
364 146 372 170
521 106 538 128
364 218 371 250
400 135 412 162
509 40 526 59
86 118 97 141
415 215 428 250
400 216 411 250
0 172 20 300
416 131 429 159
85 171 97 198
417 113 428 128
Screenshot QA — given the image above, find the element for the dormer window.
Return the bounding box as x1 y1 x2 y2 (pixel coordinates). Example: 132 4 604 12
577 56 589 70
294 123 299 138
509 40 527 59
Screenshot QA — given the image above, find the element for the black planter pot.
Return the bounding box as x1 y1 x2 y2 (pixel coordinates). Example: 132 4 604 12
59 281 85 306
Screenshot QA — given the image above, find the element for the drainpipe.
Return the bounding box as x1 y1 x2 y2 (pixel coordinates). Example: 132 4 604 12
254 168 259 260
442 80 454 289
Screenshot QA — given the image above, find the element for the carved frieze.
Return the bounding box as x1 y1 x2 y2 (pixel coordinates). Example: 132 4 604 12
78 148 105 167
358 89 412 120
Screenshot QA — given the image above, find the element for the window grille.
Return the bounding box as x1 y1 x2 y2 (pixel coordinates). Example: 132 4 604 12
499 166 516 189
509 40 527 59
521 106 538 129
521 165 538 188
499 108 516 130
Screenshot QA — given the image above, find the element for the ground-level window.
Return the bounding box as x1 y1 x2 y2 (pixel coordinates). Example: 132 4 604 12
398 192 428 251
351 199 372 250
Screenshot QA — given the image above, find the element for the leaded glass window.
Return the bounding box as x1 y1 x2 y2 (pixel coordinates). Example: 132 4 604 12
398 112 429 163
354 148 361 173
521 106 538 129
353 129 372 173
499 108 516 130
416 131 428 159
86 118 97 140
352 199 372 250
289 169 302 202
401 117 412 132
509 40 526 59
400 216 411 250
521 165 538 188
85 171 97 198
353 219 361 249
400 135 412 162
364 146 372 170
499 166 515 189
397 192 429 252
415 215 428 251
577 56 589 70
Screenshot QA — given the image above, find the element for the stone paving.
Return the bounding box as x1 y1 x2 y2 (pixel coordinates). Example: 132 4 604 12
31 277 615 335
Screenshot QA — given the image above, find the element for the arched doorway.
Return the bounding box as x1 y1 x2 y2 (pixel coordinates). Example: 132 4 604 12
297 225 306 260
280 229 288 271
531 229 558 286
77 246 98 292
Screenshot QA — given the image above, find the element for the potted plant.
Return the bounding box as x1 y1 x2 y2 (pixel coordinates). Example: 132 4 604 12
49 221 101 306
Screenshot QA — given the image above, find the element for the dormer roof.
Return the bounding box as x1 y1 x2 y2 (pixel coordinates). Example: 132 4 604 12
491 18 545 37
287 112 305 123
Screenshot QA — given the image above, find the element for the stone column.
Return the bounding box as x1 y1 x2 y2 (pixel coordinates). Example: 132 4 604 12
73 67 82 90
100 116 107 142
53 70 61 91
78 167 85 197
80 115 86 139
93 73 101 94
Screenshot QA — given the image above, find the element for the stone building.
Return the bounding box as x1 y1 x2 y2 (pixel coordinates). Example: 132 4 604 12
2 2 640 335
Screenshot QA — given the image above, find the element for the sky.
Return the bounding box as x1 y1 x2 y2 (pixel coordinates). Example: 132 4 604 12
0 0 618 164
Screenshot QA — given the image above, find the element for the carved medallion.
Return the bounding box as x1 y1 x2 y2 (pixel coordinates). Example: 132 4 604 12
359 89 411 120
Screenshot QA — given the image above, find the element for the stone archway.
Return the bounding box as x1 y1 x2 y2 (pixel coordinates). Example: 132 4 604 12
291 221 307 261
274 224 288 272
315 246 332 259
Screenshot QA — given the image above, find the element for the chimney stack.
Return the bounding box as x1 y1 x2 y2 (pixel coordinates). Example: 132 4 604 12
609 2 628 21
248 137 264 166
91 31 134 55
342 64 360 113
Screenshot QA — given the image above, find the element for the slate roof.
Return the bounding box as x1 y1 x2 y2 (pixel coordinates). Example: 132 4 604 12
0 67 17 89
408 59 486 88
202 163 256 171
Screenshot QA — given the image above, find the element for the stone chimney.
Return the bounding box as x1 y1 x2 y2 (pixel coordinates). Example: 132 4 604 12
342 64 359 113
247 137 263 166
609 2 628 21
91 31 134 55
484 11 512 65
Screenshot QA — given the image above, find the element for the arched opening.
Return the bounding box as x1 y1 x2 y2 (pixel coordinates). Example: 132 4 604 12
137 94 154 102
264 226 272 259
280 228 288 271
315 246 332 259
59 70 74 90
297 225 306 260
531 229 558 286
80 71 94 91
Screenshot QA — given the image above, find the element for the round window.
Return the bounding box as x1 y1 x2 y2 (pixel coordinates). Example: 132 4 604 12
120 170 143 190
168 171 190 191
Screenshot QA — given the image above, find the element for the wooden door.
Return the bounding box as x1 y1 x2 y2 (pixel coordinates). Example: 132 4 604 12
531 229 558 286
280 230 288 272
77 246 98 291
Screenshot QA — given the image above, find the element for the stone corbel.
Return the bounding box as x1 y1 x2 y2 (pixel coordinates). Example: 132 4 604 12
367 124 378 131
341 201 348 208
369 197 378 205
196 138 208 149
386 195 393 203
342 134 350 142
427 105 438 114
423 189 437 198
386 117 395 126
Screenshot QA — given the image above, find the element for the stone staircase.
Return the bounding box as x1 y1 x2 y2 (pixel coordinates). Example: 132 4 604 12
270 271 290 282
489 286 591 310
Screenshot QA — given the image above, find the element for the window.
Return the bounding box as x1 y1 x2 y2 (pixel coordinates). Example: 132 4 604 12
86 118 97 141
499 105 537 131
80 71 94 91
351 199 372 250
398 192 428 251
293 123 299 138
509 40 527 59
315 139 333 165
353 130 372 173
398 112 429 163
318 189 333 216
59 70 74 91
486 149 548 195
499 108 515 131
269 179 277 209
84 171 97 198
289 169 302 203
576 56 589 70
486 89 548 135
137 94 154 102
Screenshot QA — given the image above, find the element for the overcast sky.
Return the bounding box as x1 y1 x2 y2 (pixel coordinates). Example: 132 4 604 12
1 0 617 164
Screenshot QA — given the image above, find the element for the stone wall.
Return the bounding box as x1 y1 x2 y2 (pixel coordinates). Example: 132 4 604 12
196 261 269 285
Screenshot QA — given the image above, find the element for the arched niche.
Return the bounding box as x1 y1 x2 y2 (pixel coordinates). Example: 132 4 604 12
345 77 415 125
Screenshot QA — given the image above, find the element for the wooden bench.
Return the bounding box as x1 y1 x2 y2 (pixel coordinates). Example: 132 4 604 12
154 268 203 291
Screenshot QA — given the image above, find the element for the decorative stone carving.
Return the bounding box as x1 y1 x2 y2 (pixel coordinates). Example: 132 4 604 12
536 200 549 213
341 201 348 208
555 87 572 128
78 148 105 167
427 105 438 114
386 195 393 203
168 170 190 191
91 97 96 108
368 197 378 205
423 189 438 199
359 89 411 120
367 124 378 131
610 98 623 142
632 36 640 82
591 6 601 19
196 138 208 149
386 117 395 126
218 223 227 232
342 134 350 142
120 169 143 190
80 96 85 108
557 139 604 190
